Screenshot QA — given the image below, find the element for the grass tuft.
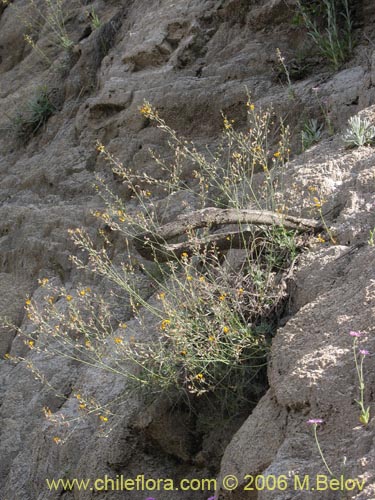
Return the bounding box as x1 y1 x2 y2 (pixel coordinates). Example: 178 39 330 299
295 0 353 70
8 86 56 142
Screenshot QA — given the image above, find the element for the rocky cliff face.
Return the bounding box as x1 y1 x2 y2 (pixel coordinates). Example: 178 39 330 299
0 0 375 499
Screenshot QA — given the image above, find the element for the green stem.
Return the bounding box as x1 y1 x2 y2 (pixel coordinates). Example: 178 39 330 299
359 355 365 412
352 339 370 424
353 339 365 412
319 207 336 244
313 424 335 478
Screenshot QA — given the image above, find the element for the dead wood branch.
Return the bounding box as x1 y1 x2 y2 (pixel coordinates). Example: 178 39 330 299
133 207 322 261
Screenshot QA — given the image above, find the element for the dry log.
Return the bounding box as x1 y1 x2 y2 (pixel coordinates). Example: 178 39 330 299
133 207 322 261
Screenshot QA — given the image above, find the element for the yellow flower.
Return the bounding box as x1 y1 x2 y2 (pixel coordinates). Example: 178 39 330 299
157 292 165 300
161 319 171 330
223 326 230 334
140 102 153 117
119 322 127 329
85 340 91 348
181 252 189 259
247 102 255 111
145 191 151 197
38 278 49 287
24 34 34 46
196 373 204 380
96 143 105 153
28 340 34 348
219 293 227 301
223 118 232 130
99 415 108 422
25 299 31 306
4 353 10 359
186 275 193 281
66 295 73 302
47 296 54 304
208 335 215 342
199 276 205 283
114 337 123 344
75 393 82 400
276 207 284 214
180 350 187 356
43 407 52 417
237 288 244 295
79 403 86 410
53 437 61 444
79 289 86 297
316 235 325 243
313 197 322 208
117 209 126 220
308 185 317 193
273 151 281 158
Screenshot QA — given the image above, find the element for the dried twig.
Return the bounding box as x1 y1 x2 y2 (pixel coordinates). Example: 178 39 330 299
133 207 322 261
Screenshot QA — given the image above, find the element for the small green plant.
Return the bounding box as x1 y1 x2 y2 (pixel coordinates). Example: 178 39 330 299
295 0 353 70
301 118 323 151
10 86 56 141
343 116 375 148
87 7 101 30
10 0 74 54
307 419 335 477
308 188 336 244
311 87 335 136
276 48 295 99
350 331 370 425
307 330 371 482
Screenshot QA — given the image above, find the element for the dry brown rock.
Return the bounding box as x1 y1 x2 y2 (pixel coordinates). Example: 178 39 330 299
219 245 375 499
